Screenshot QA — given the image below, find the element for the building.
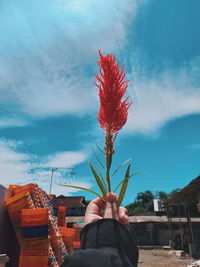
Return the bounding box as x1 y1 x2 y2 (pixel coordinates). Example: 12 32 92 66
165 175 200 256
51 195 88 216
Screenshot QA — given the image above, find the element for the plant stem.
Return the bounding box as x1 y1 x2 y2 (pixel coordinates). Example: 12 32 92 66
105 131 113 193
106 152 111 192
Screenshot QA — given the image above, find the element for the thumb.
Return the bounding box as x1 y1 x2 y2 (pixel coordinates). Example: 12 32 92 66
103 193 119 220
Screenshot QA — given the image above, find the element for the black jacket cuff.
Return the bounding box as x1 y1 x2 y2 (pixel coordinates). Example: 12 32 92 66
80 219 138 266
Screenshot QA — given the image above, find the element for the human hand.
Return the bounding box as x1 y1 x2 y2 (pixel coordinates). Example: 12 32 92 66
84 193 129 227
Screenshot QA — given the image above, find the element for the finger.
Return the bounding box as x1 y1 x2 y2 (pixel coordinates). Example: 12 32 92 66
119 207 129 225
103 193 119 220
119 206 128 217
106 193 117 203
85 197 105 216
84 197 105 225
91 197 105 210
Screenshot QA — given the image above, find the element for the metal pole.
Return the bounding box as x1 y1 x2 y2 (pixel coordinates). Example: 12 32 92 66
49 168 57 194
49 167 75 194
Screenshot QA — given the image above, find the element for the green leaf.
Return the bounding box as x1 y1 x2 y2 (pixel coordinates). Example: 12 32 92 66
114 171 142 193
117 164 131 206
58 184 105 200
89 162 107 197
112 158 132 177
112 132 118 144
92 147 105 170
93 163 108 191
96 144 104 154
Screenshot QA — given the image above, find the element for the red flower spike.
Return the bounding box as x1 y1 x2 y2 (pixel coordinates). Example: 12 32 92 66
95 50 132 136
59 50 138 199
95 50 132 193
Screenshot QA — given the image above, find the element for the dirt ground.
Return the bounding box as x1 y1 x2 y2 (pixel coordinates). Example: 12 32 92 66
138 249 195 267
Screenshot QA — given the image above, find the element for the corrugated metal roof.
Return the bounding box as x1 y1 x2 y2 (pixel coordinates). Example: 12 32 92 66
165 175 200 205
52 195 87 208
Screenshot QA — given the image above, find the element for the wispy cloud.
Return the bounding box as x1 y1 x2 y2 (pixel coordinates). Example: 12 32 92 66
0 0 138 127
1 0 199 136
0 140 30 185
0 139 91 195
43 151 88 168
0 117 29 128
125 60 200 135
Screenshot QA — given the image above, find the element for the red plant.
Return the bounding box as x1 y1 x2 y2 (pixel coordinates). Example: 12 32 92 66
60 51 139 205
95 50 132 192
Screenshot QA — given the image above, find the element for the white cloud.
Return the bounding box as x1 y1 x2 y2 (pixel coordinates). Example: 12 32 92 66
0 0 199 136
0 140 29 185
0 117 28 128
57 0 138 53
0 139 91 195
44 151 88 168
125 65 200 135
0 0 138 127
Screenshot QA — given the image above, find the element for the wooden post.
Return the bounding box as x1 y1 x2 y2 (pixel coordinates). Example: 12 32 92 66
184 201 194 243
166 206 173 247
177 204 184 250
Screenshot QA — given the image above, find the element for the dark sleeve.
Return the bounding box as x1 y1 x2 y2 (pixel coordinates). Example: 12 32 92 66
60 219 138 267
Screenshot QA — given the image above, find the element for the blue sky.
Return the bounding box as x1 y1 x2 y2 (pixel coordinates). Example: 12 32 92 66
0 0 199 205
